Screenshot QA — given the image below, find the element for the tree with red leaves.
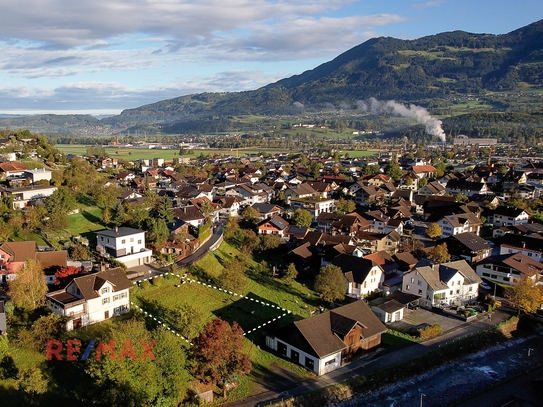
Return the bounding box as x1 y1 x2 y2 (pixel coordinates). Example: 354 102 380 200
189 318 252 398
54 266 83 285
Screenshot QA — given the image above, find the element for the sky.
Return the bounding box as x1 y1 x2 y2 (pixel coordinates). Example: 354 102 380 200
0 0 541 115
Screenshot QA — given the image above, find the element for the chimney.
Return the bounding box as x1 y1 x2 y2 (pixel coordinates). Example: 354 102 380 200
115 226 119 233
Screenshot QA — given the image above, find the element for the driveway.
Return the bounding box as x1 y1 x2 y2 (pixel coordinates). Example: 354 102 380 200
390 307 466 333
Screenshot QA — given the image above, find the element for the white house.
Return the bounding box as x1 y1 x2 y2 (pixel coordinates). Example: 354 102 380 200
402 260 482 309
6 185 57 209
331 254 385 298
265 301 386 375
46 268 132 331
95 227 152 268
475 253 543 286
24 169 52 184
488 207 530 227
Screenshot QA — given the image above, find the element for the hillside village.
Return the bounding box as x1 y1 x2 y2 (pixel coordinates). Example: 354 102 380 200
0 131 543 405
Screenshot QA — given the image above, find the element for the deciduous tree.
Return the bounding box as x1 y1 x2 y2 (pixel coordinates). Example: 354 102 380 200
428 243 451 264
335 198 356 215
8 260 47 312
282 263 298 284
190 318 251 398
314 264 346 302
505 276 543 316
425 223 442 239
241 206 259 224
291 208 312 227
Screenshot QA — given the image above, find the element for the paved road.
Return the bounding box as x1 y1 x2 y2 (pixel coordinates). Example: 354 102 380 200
127 221 224 282
224 308 516 407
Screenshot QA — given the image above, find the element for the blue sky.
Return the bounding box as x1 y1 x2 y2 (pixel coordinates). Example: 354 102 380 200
0 0 540 115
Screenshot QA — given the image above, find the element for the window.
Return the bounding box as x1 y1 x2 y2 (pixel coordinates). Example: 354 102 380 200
102 297 110 305
130 238 134 242
418 289 422 295
406 284 410 290
113 295 119 301
451 281 454 286
138 239 142 244
101 287 109 294
325 358 336 366
417 280 421 286
450 291 453 295
410 278 415 283
121 239 126 244
456 290 460 294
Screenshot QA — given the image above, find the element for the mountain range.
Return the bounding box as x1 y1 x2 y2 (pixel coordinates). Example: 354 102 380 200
1 19 543 135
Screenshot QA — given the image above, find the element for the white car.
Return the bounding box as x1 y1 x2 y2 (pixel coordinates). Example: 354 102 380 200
480 281 492 290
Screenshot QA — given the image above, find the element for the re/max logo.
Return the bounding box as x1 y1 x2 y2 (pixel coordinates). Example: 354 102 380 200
46 339 156 361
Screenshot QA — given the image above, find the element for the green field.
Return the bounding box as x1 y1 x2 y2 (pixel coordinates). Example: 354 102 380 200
55 144 378 161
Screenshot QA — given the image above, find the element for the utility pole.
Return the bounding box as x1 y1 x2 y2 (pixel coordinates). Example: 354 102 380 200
420 393 425 407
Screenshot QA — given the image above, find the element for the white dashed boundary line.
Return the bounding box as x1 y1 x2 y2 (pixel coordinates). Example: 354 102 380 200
133 272 292 336
130 302 193 346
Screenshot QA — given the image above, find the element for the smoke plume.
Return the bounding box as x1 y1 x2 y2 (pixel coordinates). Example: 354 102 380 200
359 97 446 142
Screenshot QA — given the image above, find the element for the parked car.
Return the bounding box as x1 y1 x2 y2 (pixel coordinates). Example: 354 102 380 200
480 281 492 290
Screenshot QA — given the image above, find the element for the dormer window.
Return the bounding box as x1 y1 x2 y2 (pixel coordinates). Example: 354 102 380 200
101 287 110 294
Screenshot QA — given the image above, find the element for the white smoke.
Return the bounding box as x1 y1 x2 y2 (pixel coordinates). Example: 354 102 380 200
367 97 446 142
356 100 368 112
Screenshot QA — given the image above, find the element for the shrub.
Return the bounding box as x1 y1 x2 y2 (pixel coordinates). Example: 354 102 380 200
418 324 442 340
152 276 163 287
140 280 151 290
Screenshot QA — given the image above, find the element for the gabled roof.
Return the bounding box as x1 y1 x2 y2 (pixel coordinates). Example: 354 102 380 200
332 254 380 284
0 241 37 262
274 300 386 358
258 215 289 231
477 253 543 277
448 232 491 252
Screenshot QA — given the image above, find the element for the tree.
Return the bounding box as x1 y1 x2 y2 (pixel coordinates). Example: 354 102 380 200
8 260 47 311
190 318 251 398
428 243 451 264
16 366 48 400
456 193 469 203
223 217 240 241
260 234 281 251
146 218 169 249
425 223 442 239
385 160 404 181
282 263 298 284
85 318 190 406
314 264 346 302
241 206 259 224
291 209 313 227
54 266 83 286
170 303 206 341
110 201 128 227
335 198 356 215
45 187 77 215
505 276 543 316
218 260 247 293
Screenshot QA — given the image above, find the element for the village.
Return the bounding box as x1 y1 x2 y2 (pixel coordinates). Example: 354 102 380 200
0 132 542 405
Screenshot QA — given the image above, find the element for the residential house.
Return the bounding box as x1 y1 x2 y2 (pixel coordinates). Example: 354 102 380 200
173 206 206 227
369 292 420 323
257 216 290 239
213 196 242 218
4 185 57 209
499 234 543 262
250 203 283 220
475 253 543 286
0 162 30 179
444 232 492 264
24 169 52 184
290 197 335 221
316 212 370 236
95 227 152 268
445 179 488 197
331 254 385 299
437 212 482 238
46 268 132 331
265 300 386 375
408 165 436 179
486 206 530 227
402 260 482 309
418 181 446 196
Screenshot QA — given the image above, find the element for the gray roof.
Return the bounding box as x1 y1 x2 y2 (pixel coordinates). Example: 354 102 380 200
96 227 144 238
451 232 492 252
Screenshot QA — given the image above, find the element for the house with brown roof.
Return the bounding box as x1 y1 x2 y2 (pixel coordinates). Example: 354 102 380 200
265 300 386 375
0 162 30 179
46 268 132 331
402 260 482 309
475 252 543 287
331 254 385 299
257 215 290 239
0 241 66 284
